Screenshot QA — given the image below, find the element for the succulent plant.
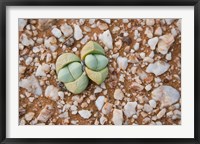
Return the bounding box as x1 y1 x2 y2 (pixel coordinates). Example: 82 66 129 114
56 41 108 94
56 53 89 94
81 41 109 85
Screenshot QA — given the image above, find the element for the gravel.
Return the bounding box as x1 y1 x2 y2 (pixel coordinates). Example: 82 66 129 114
114 89 124 100
78 110 92 119
73 24 83 40
95 96 105 110
112 109 123 125
124 102 137 118
152 85 180 108
45 85 59 101
51 27 62 38
60 23 73 37
19 75 42 96
146 61 170 76
117 57 128 70
99 30 113 49
19 18 181 125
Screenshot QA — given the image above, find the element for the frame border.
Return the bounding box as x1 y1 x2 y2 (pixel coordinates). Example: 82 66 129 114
0 0 199 144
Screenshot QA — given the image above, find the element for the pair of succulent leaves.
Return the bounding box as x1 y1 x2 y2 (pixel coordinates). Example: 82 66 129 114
56 41 109 94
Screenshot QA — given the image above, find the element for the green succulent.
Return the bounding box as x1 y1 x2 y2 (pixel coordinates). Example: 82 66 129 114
81 41 109 85
56 41 109 94
56 53 89 94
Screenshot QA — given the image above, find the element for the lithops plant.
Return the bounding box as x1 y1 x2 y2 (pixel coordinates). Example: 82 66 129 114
56 53 89 94
81 41 109 85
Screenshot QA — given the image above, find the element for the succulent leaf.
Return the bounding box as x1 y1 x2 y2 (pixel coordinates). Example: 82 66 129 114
85 67 108 85
56 53 80 73
65 72 89 94
85 54 98 70
68 62 83 79
58 66 74 83
81 41 105 60
95 54 108 71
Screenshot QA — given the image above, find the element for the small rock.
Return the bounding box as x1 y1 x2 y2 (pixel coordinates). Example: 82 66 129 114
45 85 59 101
99 30 113 49
32 46 40 53
44 36 58 52
60 23 73 37
72 47 77 52
176 19 181 31
102 102 113 115
131 66 137 74
25 112 35 122
149 99 156 108
165 19 175 25
146 61 170 76
73 24 83 40
100 82 106 89
133 42 140 51
51 27 62 38
37 105 54 122
46 53 52 62
148 37 158 50
70 105 77 111
157 34 174 55
37 19 56 31
100 115 107 125
95 96 105 110
58 91 64 99
25 57 33 65
97 22 108 30
154 27 162 36
101 19 111 24
83 26 91 32
136 68 148 80
80 35 89 45
20 118 26 125
157 108 166 119
122 19 129 23
166 52 172 60
152 85 180 108
114 89 124 100
143 117 151 124
19 19 27 31
112 109 123 125
19 65 26 74
78 110 92 119
119 74 125 82
19 75 42 96
124 102 137 118
171 28 177 37
59 111 69 119
145 28 153 38
143 104 153 113
20 34 34 46
145 84 152 91
36 64 50 77
131 82 144 91
146 19 155 26
94 86 103 93
79 19 85 25
89 19 95 24
117 56 128 70
140 52 146 59
112 26 120 34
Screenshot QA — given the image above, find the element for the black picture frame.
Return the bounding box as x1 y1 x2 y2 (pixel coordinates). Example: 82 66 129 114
0 0 200 143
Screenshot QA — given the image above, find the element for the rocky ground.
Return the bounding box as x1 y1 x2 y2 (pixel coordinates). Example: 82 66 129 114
19 18 181 125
